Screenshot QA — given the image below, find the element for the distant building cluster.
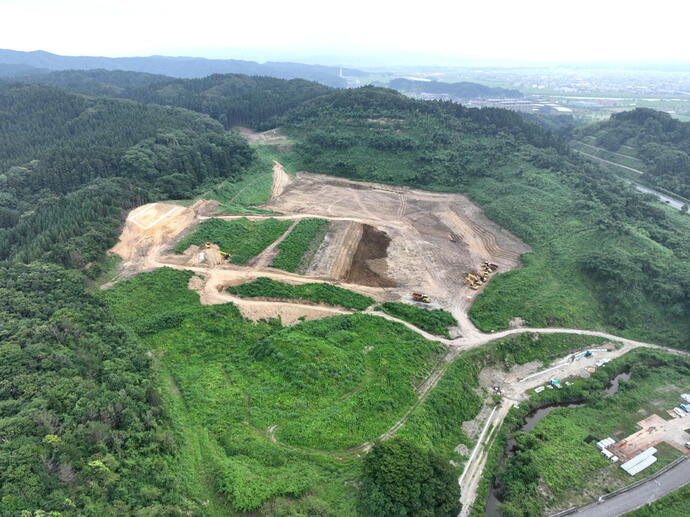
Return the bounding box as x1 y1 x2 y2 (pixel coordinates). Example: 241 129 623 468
467 98 573 115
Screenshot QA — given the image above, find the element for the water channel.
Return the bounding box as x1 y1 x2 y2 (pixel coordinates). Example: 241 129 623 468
484 371 631 516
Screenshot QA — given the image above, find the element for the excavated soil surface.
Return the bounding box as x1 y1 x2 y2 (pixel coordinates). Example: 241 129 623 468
345 224 396 287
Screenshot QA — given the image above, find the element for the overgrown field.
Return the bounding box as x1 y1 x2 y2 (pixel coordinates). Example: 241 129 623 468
376 302 458 337
173 217 291 264
271 218 329 272
103 268 448 514
479 349 690 516
228 277 374 310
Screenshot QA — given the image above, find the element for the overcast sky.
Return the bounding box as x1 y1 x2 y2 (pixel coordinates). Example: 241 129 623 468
3 0 689 65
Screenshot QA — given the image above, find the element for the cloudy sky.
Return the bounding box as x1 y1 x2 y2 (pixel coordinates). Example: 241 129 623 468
3 0 689 65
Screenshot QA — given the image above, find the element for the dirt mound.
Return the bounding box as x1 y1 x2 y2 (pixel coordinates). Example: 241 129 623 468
345 224 396 287
111 203 196 262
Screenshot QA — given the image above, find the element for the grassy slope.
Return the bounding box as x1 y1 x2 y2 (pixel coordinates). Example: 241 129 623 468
228 277 374 310
173 217 291 265
271 218 329 272
467 167 690 345
103 268 448 514
376 302 458 338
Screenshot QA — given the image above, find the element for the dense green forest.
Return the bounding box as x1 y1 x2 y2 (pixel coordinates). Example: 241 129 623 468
0 82 253 267
12 70 333 129
578 108 690 199
278 88 690 347
0 263 185 515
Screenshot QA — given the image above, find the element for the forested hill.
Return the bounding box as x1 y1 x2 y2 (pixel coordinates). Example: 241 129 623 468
388 78 522 99
8 68 171 97
578 108 690 199
10 70 335 129
0 48 363 87
280 87 690 347
0 82 253 266
282 86 562 187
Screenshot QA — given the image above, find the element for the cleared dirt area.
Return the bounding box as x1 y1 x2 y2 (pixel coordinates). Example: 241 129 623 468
111 202 196 265
270 160 291 200
236 127 289 145
262 171 531 324
610 413 690 462
305 220 362 278
111 170 530 331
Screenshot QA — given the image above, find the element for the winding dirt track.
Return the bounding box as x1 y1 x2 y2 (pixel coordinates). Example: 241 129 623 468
108 165 684 516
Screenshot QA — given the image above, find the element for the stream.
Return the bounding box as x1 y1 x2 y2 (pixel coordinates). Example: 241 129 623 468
484 371 631 516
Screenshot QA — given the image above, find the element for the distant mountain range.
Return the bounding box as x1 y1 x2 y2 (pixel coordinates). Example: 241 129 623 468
388 78 522 99
0 49 366 87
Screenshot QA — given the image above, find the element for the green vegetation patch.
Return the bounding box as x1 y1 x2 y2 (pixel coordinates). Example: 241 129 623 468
173 217 291 264
103 268 446 513
228 277 374 310
359 438 460 517
626 483 690 517
272 218 329 272
376 302 458 338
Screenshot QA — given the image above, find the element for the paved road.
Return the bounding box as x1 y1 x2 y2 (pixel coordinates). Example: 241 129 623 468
573 148 646 175
576 142 645 164
633 184 686 210
565 458 690 517
573 149 686 211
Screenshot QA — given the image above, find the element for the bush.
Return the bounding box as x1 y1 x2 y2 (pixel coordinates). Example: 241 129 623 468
359 438 460 517
377 302 458 337
272 218 329 272
228 277 375 310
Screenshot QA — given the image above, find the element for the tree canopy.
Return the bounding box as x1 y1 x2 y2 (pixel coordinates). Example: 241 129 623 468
359 438 460 517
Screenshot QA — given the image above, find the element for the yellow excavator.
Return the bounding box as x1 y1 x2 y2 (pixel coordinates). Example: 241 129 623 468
202 242 231 261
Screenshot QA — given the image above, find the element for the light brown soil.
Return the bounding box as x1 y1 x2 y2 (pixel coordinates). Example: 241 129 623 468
111 202 196 265
270 160 291 200
306 220 362 279
237 127 289 145
609 413 690 462
261 171 531 331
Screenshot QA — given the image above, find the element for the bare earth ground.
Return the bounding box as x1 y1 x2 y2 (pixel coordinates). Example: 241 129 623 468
609 413 690 462
106 164 686 515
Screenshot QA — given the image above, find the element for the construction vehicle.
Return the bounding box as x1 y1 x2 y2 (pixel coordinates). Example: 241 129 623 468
481 262 499 272
412 292 431 303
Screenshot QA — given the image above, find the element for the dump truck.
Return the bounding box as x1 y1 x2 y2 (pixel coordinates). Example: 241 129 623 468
412 293 431 303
